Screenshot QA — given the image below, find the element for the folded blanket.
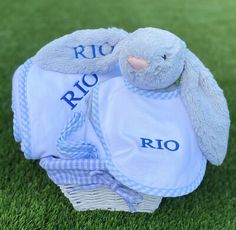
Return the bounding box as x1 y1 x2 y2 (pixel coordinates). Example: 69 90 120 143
12 28 151 212
12 28 127 159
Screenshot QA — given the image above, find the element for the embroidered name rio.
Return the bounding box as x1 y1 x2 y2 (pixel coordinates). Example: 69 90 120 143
61 74 98 110
140 137 180 151
73 43 114 59
60 43 115 110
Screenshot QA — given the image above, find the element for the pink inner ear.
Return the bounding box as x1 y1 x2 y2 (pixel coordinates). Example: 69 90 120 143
127 56 149 70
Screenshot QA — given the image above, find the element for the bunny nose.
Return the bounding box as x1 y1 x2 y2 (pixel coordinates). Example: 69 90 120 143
127 56 149 70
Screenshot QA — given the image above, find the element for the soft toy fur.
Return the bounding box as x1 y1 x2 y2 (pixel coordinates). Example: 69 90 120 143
115 27 230 166
118 28 186 90
33 28 127 74
34 27 230 165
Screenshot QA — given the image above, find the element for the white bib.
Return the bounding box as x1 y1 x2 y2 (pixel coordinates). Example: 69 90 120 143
12 59 120 159
91 77 207 197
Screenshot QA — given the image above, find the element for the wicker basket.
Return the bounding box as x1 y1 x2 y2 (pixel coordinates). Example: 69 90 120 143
40 156 163 213
60 185 162 213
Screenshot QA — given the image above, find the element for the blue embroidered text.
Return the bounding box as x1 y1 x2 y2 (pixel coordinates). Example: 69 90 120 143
140 138 180 151
73 43 114 59
61 74 98 110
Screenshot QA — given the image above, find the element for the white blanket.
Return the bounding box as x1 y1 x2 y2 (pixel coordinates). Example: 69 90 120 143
89 77 207 197
12 59 120 159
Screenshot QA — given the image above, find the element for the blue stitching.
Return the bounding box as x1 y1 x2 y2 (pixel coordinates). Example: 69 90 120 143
18 59 33 159
91 83 207 197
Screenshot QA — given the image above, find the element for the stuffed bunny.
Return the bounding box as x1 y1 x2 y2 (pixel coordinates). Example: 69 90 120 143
14 27 230 212
112 27 231 166
54 27 230 201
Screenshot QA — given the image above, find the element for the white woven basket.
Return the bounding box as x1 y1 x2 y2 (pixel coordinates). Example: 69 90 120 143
60 185 162 213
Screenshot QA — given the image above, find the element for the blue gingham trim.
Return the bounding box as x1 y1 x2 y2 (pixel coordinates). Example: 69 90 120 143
15 59 33 159
40 156 143 212
91 84 207 197
12 81 21 142
57 112 98 159
40 157 106 185
40 157 106 170
124 79 180 100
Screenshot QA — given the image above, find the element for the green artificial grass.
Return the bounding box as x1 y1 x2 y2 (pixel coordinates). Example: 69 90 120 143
0 0 235 229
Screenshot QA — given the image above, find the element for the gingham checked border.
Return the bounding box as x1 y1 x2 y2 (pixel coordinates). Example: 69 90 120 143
40 156 143 212
12 74 21 142
13 59 33 159
91 83 207 197
123 79 180 99
57 112 98 159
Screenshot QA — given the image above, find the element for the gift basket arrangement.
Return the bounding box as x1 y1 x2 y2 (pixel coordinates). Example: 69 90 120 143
12 27 230 213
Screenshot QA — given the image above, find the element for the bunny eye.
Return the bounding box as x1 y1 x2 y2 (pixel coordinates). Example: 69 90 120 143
162 54 167 60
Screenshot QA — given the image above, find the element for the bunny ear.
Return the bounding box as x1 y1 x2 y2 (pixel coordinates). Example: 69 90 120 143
180 49 230 165
33 28 128 74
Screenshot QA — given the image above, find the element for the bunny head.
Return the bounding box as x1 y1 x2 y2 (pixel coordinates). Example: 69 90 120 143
118 28 186 90
116 27 230 166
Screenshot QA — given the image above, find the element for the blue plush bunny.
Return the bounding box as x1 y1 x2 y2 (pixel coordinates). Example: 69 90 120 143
111 27 230 166
54 27 230 199
14 27 230 212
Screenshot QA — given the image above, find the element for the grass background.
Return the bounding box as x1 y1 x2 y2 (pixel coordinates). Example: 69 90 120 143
0 0 235 229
